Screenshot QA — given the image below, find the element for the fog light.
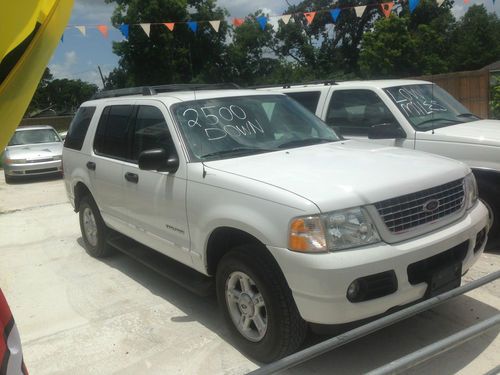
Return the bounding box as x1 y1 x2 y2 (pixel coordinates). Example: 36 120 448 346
347 280 360 301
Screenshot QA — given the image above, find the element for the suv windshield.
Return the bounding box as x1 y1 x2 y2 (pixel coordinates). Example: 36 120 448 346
8 128 61 146
384 84 480 131
172 94 340 160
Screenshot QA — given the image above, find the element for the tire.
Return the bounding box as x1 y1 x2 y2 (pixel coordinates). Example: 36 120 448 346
79 195 113 258
216 245 307 363
4 172 13 184
478 183 500 249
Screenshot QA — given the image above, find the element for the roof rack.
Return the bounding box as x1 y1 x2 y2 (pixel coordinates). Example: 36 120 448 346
91 83 241 100
249 80 338 89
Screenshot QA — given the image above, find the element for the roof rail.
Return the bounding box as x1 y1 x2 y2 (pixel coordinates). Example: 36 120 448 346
91 83 241 100
249 80 337 89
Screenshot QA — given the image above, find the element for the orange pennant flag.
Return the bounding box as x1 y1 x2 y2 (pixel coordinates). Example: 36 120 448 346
381 2 394 17
233 18 244 27
97 25 108 38
304 12 316 25
164 22 175 31
464 0 470 3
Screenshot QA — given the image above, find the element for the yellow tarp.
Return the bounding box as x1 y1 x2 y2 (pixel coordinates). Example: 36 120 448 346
0 0 74 149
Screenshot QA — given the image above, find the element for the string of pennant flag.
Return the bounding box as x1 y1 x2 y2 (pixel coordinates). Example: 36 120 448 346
63 0 495 40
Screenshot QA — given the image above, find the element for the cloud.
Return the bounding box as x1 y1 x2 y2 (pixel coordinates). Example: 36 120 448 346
217 0 302 17
49 51 78 78
71 0 114 24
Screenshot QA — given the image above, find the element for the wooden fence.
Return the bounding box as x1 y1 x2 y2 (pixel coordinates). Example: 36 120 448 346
415 69 491 118
20 115 73 132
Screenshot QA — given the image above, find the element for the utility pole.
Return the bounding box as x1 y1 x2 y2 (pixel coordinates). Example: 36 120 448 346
97 65 106 88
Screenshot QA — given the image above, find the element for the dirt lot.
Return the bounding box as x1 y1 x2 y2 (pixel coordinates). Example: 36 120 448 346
0 174 498 374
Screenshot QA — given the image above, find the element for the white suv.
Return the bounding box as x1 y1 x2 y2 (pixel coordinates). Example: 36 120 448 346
263 80 500 246
63 85 489 363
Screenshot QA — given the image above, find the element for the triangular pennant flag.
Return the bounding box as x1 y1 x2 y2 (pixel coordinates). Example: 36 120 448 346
436 0 445 5
257 16 268 30
75 26 86 36
97 25 108 38
119 24 129 39
281 14 292 24
60 34 64 43
187 21 198 33
304 12 316 25
164 23 175 31
140 23 151 37
209 20 221 32
233 18 244 27
409 0 420 13
354 5 366 17
381 2 394 18
330 9 341 23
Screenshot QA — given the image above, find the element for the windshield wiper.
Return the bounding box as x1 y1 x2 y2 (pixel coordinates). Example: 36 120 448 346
278 138 335 149
417 118 462 128
200 147 275 159
457 113 480 119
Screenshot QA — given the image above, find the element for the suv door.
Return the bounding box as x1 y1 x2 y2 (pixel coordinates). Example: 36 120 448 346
122 102 191 265
91 104 134 228
323 89 413 148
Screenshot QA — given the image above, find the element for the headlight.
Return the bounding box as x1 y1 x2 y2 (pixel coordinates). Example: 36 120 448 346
5 158 27 164
288 207 381 253
464 173 478 209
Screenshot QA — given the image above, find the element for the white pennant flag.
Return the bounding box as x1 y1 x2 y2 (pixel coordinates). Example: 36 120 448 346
140 23 151 37
209 20 221 32
354 5 366 17
75 25 86 36
436 0 445 5
281 14 292 24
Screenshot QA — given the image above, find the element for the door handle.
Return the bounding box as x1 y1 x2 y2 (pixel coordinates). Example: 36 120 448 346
86 161 96 170
124 172 139 183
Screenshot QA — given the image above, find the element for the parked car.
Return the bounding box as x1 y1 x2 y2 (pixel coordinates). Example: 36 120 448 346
262 80 500 245
63 85 489 363
2 125 63 183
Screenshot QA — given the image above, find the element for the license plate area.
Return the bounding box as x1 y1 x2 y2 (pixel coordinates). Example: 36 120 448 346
426 261 462 297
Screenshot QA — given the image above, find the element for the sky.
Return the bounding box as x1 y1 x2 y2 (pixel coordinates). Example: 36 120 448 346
49 0 500 88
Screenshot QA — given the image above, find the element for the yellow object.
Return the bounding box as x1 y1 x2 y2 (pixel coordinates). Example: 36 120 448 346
0 0 74 149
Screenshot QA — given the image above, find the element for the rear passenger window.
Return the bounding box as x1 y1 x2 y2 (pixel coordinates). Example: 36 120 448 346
131 106 174 161
287 91 321 114
64 106 96 150
94 105 134 159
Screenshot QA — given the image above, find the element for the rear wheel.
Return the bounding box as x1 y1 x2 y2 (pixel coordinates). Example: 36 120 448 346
79 195 113 257
216 245 307 363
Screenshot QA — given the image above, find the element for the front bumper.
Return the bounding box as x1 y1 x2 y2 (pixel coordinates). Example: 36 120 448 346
267 201 489 325
4 159 62 176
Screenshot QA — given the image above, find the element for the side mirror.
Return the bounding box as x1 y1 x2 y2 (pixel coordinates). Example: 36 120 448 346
368 123 406 139
138 148 179 173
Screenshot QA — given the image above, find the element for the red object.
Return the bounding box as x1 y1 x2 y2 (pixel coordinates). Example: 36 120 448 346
381 2 395 18
232 18 244 27
0 289 28 375
97 25 109 38
164 23 175 31
304 12 316 25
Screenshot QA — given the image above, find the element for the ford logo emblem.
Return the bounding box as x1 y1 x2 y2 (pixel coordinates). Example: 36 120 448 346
423 199 440 213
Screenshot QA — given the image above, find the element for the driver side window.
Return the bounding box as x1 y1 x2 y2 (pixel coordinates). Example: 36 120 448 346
326 90 397 136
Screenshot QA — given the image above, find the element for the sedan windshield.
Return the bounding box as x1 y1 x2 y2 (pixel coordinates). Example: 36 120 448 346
384 84 480 131
8 129 61 146
172 95 340 161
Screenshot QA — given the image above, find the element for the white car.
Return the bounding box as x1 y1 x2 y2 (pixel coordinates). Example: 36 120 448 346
63 85 489 363
263 80 500 246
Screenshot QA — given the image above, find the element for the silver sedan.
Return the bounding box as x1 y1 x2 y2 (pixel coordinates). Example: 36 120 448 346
2 125 63 183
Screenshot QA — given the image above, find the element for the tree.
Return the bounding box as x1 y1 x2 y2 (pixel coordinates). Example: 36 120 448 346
450 5 500 71
104 0 230 87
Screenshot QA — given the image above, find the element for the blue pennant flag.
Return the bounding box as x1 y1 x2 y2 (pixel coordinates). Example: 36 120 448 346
257 16 268 30
330 8 341 23
60 34 64 43
409 0 420 13
188 21 198 33
119 24 129 39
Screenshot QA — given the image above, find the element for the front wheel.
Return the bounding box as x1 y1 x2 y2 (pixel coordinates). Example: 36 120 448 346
79 195 113 258
478 182 500 249
216 245 307 363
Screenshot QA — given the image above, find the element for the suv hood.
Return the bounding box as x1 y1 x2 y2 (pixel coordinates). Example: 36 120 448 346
5 142 63 159
417 119 500 147
205 141 468 212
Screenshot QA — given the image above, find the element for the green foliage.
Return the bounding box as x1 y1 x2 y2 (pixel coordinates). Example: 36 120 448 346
491 85 500 119
450 5 500 71
26 68 98 116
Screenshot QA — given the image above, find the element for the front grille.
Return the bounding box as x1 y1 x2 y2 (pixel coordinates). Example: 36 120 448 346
27 158 54 163
375 179 465 234
25 168 58 174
